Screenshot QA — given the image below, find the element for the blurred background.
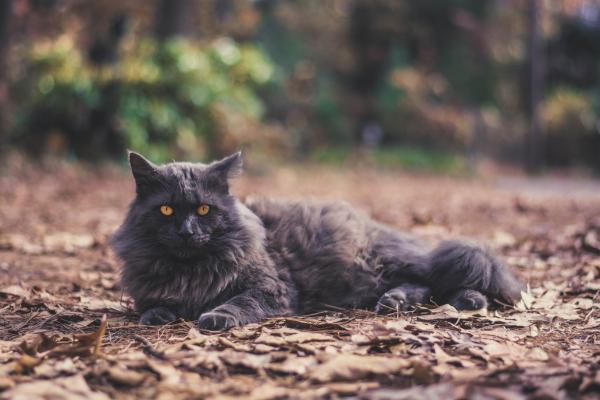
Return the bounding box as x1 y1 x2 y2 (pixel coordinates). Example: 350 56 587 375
0 0 599 175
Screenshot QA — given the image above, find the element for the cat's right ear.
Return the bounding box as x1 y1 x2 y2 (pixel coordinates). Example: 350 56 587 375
128 151 160 195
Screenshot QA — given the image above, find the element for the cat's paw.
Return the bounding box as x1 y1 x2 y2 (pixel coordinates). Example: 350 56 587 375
447 289 488 311
375 284 431 314
139 307 177 326
197 311 238 331
375 289 410 314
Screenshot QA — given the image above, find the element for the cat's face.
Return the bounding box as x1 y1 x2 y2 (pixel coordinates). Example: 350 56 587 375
125 151 243 259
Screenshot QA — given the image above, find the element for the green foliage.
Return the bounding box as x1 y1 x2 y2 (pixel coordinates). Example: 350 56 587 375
372 146 464 173
543 88 596 137
543 88 600 168
310 146 465 173
11 37 275 162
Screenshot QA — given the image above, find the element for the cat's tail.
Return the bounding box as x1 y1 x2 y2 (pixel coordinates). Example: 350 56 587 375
427 240 524 306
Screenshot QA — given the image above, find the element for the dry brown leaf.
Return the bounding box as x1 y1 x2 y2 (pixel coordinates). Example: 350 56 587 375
19 333 59 356
51 314 108 356
106 366 146 386
246 384 290 400
14 354 43 373
266 355 317 375
417 304 486 321
516 290 535 311
219 349 271 371
0 374 110 400
283 331 334 343
0 376 15 391
79 296 125 312
17 314 108 361
367 382 458 399
325 381 380 395
33 358 78 378
0 234 43 254
494 230 517 247
278 317 349 332
0 285 30 298
218 337 252 352
569 297 594 310
252 344 277 354
253 332 287 347
42 232 95 253
310 354 410 382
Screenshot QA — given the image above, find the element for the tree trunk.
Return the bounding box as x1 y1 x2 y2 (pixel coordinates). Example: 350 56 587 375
0 0 12 141
525 0 544 173
154 0 195 40
348 1 390 148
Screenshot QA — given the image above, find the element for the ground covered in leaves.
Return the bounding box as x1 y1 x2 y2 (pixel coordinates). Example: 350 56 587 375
0 162 599 399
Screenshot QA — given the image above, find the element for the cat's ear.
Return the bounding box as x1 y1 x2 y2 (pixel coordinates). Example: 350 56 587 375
205 151 243 194
128 151 160 195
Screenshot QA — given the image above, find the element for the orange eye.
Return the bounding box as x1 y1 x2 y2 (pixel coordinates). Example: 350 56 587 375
197 204 210 216
160 205 174 216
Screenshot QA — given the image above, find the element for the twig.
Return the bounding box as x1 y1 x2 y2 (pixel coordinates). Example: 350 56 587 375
11 310 42 332
36 309 65 330
133 334 166 360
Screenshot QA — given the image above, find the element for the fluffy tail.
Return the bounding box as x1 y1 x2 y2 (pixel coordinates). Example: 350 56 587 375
427 240 524 306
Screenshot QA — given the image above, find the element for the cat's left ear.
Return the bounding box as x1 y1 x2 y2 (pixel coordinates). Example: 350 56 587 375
205 151 243 194
128 151 161 195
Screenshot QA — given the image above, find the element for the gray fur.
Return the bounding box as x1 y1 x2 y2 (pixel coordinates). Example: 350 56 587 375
110 152 524 330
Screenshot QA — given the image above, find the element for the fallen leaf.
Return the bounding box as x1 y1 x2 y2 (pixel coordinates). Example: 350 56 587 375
0 285 30 298
0 374 110 400
106 366 146 386
79 296 125 312
516 290 535 311
219 349 271 371
0 376 15 390
494 230 517 247
283 331 334 343
43 232 95 253
310 354 410 382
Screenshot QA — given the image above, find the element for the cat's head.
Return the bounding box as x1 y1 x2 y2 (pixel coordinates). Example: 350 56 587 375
117 151 245 260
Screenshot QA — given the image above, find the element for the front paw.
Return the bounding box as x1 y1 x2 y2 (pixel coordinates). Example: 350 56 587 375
197 311 238 331
139 307 177 326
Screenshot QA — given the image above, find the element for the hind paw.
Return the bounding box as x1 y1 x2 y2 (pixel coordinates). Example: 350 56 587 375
375 284 431 314
447 289 488 310
376 289 410 314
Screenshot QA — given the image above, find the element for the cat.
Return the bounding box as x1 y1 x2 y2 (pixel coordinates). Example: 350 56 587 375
110 151 524 331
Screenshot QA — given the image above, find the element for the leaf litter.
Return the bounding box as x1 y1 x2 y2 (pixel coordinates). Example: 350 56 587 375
0 166 599 399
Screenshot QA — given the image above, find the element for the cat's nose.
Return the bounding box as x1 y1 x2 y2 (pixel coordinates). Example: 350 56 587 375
178 231 193 240
177 228 194 241
178 218 195 241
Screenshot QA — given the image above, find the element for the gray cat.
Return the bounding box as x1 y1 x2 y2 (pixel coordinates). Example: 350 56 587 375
110 151 524 331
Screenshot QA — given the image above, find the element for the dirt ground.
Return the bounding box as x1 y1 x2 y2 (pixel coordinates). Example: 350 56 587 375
0 162 599 399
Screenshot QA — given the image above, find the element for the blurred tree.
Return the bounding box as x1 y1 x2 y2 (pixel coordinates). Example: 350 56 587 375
154 0 195 40
88 14 129 65
547 3 600 88
0 0 11 141
525 0 545 173
2 0 599 171
347 0 393 146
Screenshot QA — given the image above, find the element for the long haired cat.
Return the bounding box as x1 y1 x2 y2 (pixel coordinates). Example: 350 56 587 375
111 152 524 330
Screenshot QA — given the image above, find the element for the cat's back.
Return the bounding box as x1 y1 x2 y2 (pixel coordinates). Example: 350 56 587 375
244 197 372 264
244 197 384 311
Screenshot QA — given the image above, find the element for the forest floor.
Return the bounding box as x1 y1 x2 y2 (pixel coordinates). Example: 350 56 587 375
0 162 599 399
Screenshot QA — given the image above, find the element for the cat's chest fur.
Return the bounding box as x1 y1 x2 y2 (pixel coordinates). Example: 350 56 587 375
123 256 239 320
